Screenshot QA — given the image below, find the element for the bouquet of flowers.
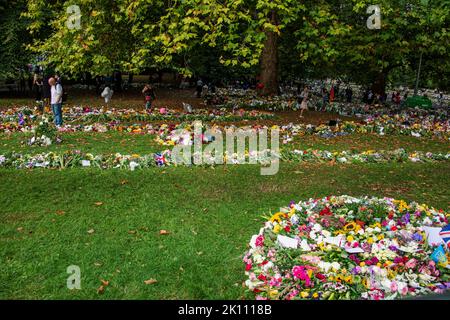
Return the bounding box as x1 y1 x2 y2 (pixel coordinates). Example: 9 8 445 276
243 196 450 300
28 116 61 146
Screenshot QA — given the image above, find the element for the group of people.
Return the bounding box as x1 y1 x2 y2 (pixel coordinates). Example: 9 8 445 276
99 83 157 112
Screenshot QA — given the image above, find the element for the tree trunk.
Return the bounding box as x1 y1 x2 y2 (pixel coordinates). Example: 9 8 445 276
260 11 279 96
371 71 387 96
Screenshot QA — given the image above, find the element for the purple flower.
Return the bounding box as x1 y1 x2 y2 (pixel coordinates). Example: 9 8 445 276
394 257 403 264
389 245 399 251
351 266 361 275
412 233 422 241
402 213 411 224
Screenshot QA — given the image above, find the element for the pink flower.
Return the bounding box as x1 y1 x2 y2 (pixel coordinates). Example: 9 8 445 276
255 235 264 247
397 282 408 296
269 276 282 287
405 259 417 269
390 281 398 293
292 266 312 287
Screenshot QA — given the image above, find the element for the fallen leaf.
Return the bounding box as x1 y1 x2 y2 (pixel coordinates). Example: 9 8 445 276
97 285 105 294
94 262 102 267
94 202 103 206
144 278 158 285
100 279 109 286
159 230 170 235
87 229 95 234
17 227 23 232
120 180 128 185
56 210 65 216
128 230 136 234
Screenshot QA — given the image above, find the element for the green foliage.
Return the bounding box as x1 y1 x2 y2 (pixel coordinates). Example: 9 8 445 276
20 0 450 87
0 0 33 78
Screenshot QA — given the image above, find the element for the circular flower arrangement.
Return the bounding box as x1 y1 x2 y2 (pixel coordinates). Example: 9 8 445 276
243 196 450 300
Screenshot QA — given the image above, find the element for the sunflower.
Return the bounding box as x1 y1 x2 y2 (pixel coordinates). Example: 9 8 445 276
344 222 357 232
270 212 285 223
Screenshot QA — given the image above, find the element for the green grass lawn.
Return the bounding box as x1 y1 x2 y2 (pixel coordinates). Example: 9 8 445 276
1 162 449 299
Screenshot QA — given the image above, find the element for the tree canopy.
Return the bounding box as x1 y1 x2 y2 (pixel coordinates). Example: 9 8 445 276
1 0 447 92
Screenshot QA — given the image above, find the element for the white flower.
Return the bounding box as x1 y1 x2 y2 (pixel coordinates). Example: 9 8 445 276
312 223 322 232
322 230 331 238
331 262 341 271
129 161 139 171
318 261 331 272
262 261 273 272
253 254 264 264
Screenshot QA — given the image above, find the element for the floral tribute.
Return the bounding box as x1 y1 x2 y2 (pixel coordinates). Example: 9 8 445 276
28 116 61 146
0 149 449 170
243 196 450 300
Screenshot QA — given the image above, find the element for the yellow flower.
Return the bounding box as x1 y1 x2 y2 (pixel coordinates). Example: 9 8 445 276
270 212 284 223
360 262 366 267
344 276 353 284
288 207 296 217
300 291 309 299
347 235 354 242
269 290 279 299
313 293 319 298
273 224 282 234
377 235 384 240
307 269 313 278
367 237 374 244
344 222 357 232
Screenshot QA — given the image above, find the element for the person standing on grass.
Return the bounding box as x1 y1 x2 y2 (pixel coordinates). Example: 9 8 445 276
142 84 156 111
329 85 335 103
101 84 114 110
299 86 309 118
33 72 43 101
49 77 63 127
196 78 203 98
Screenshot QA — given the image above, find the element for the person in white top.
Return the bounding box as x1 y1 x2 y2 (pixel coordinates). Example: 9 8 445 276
101 85 114 108
300 86 309 118
49 77 63 126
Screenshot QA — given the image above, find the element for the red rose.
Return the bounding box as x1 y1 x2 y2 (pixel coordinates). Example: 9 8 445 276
319 207 332 216
316 273 326 280
257 274 266 281
245 264 252 271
